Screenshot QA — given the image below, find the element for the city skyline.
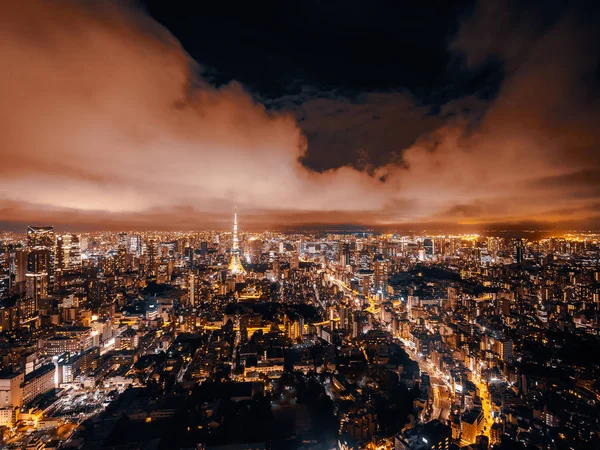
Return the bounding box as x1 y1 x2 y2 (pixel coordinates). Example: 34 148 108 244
1 1 600 231
1 222 599 449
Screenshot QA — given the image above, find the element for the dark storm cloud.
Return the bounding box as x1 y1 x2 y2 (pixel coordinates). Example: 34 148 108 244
271 91 444 171
271 90 490 171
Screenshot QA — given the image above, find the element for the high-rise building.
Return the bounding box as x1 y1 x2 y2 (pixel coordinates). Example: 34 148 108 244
515 240 524 264
0 305 19 332
13 250 27 291
447 287 459 310
27 226 55 287
498 339 514 361
373 255 389 294
156 263 169 284
117 232 128 250
129 235 141 256
249 239 262 264
25 272 47 308
116 246 127 273
27 250 50 275
0 274 9 300
185 247 194 265
26 249 50 308
424 238 435 257
296 240 304 258
340 305 350 330
0 249 7 273
79 236 89 252
340 243 351 266
188 273 197 306
228 209 246 276
56 234 81 272
147 239 158 276
27 226 55 249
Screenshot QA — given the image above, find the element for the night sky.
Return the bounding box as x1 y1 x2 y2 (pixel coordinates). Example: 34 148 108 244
0 0 599 230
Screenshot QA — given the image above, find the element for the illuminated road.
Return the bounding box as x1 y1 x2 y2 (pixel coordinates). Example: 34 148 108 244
312 283 326 310
474 376 494 441
328 274 381 315
398 338 453 423
431 378 451 422
329 276 352 296
364 296 380 315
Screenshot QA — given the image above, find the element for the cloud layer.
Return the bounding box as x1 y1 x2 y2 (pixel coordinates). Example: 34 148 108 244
0 0 599 231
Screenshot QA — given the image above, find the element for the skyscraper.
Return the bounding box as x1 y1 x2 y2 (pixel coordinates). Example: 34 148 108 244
117 232 128 250
515 241 524 264
26 250 50 307
147 239 158 276
373 255 389 295
498 339 514 362
340 243 351 266
27 226 55 286
56 234 81 272
228 209 246 276
188 273 197 306
13 250 27 293
200 241 209 257
0 274 9 300
27 226 55 249
424 237 435 257
129 235 141 256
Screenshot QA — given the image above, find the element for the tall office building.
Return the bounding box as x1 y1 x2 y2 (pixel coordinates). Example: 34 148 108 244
373 255 389 294
0 306 19 332
188 273 197 306
27 226 55 286
12 250 27 294
128 235 141 256
26 250 50 307
116 246 127 273
185 247 195 265
25 273 47 308
27 250 50 275
515 242 524 264
0 249 7 273
424 238 435 257
359 251 371 270
56 234 81 272
0 274 9 300
498 339 514 362
117 232 128 250
147 239 158 276
27 226 55 249
228 209 246 276
340 243 351 266
340 305 350 330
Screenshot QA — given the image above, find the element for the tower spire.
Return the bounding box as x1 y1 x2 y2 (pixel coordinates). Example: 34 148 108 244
228 207 246 276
